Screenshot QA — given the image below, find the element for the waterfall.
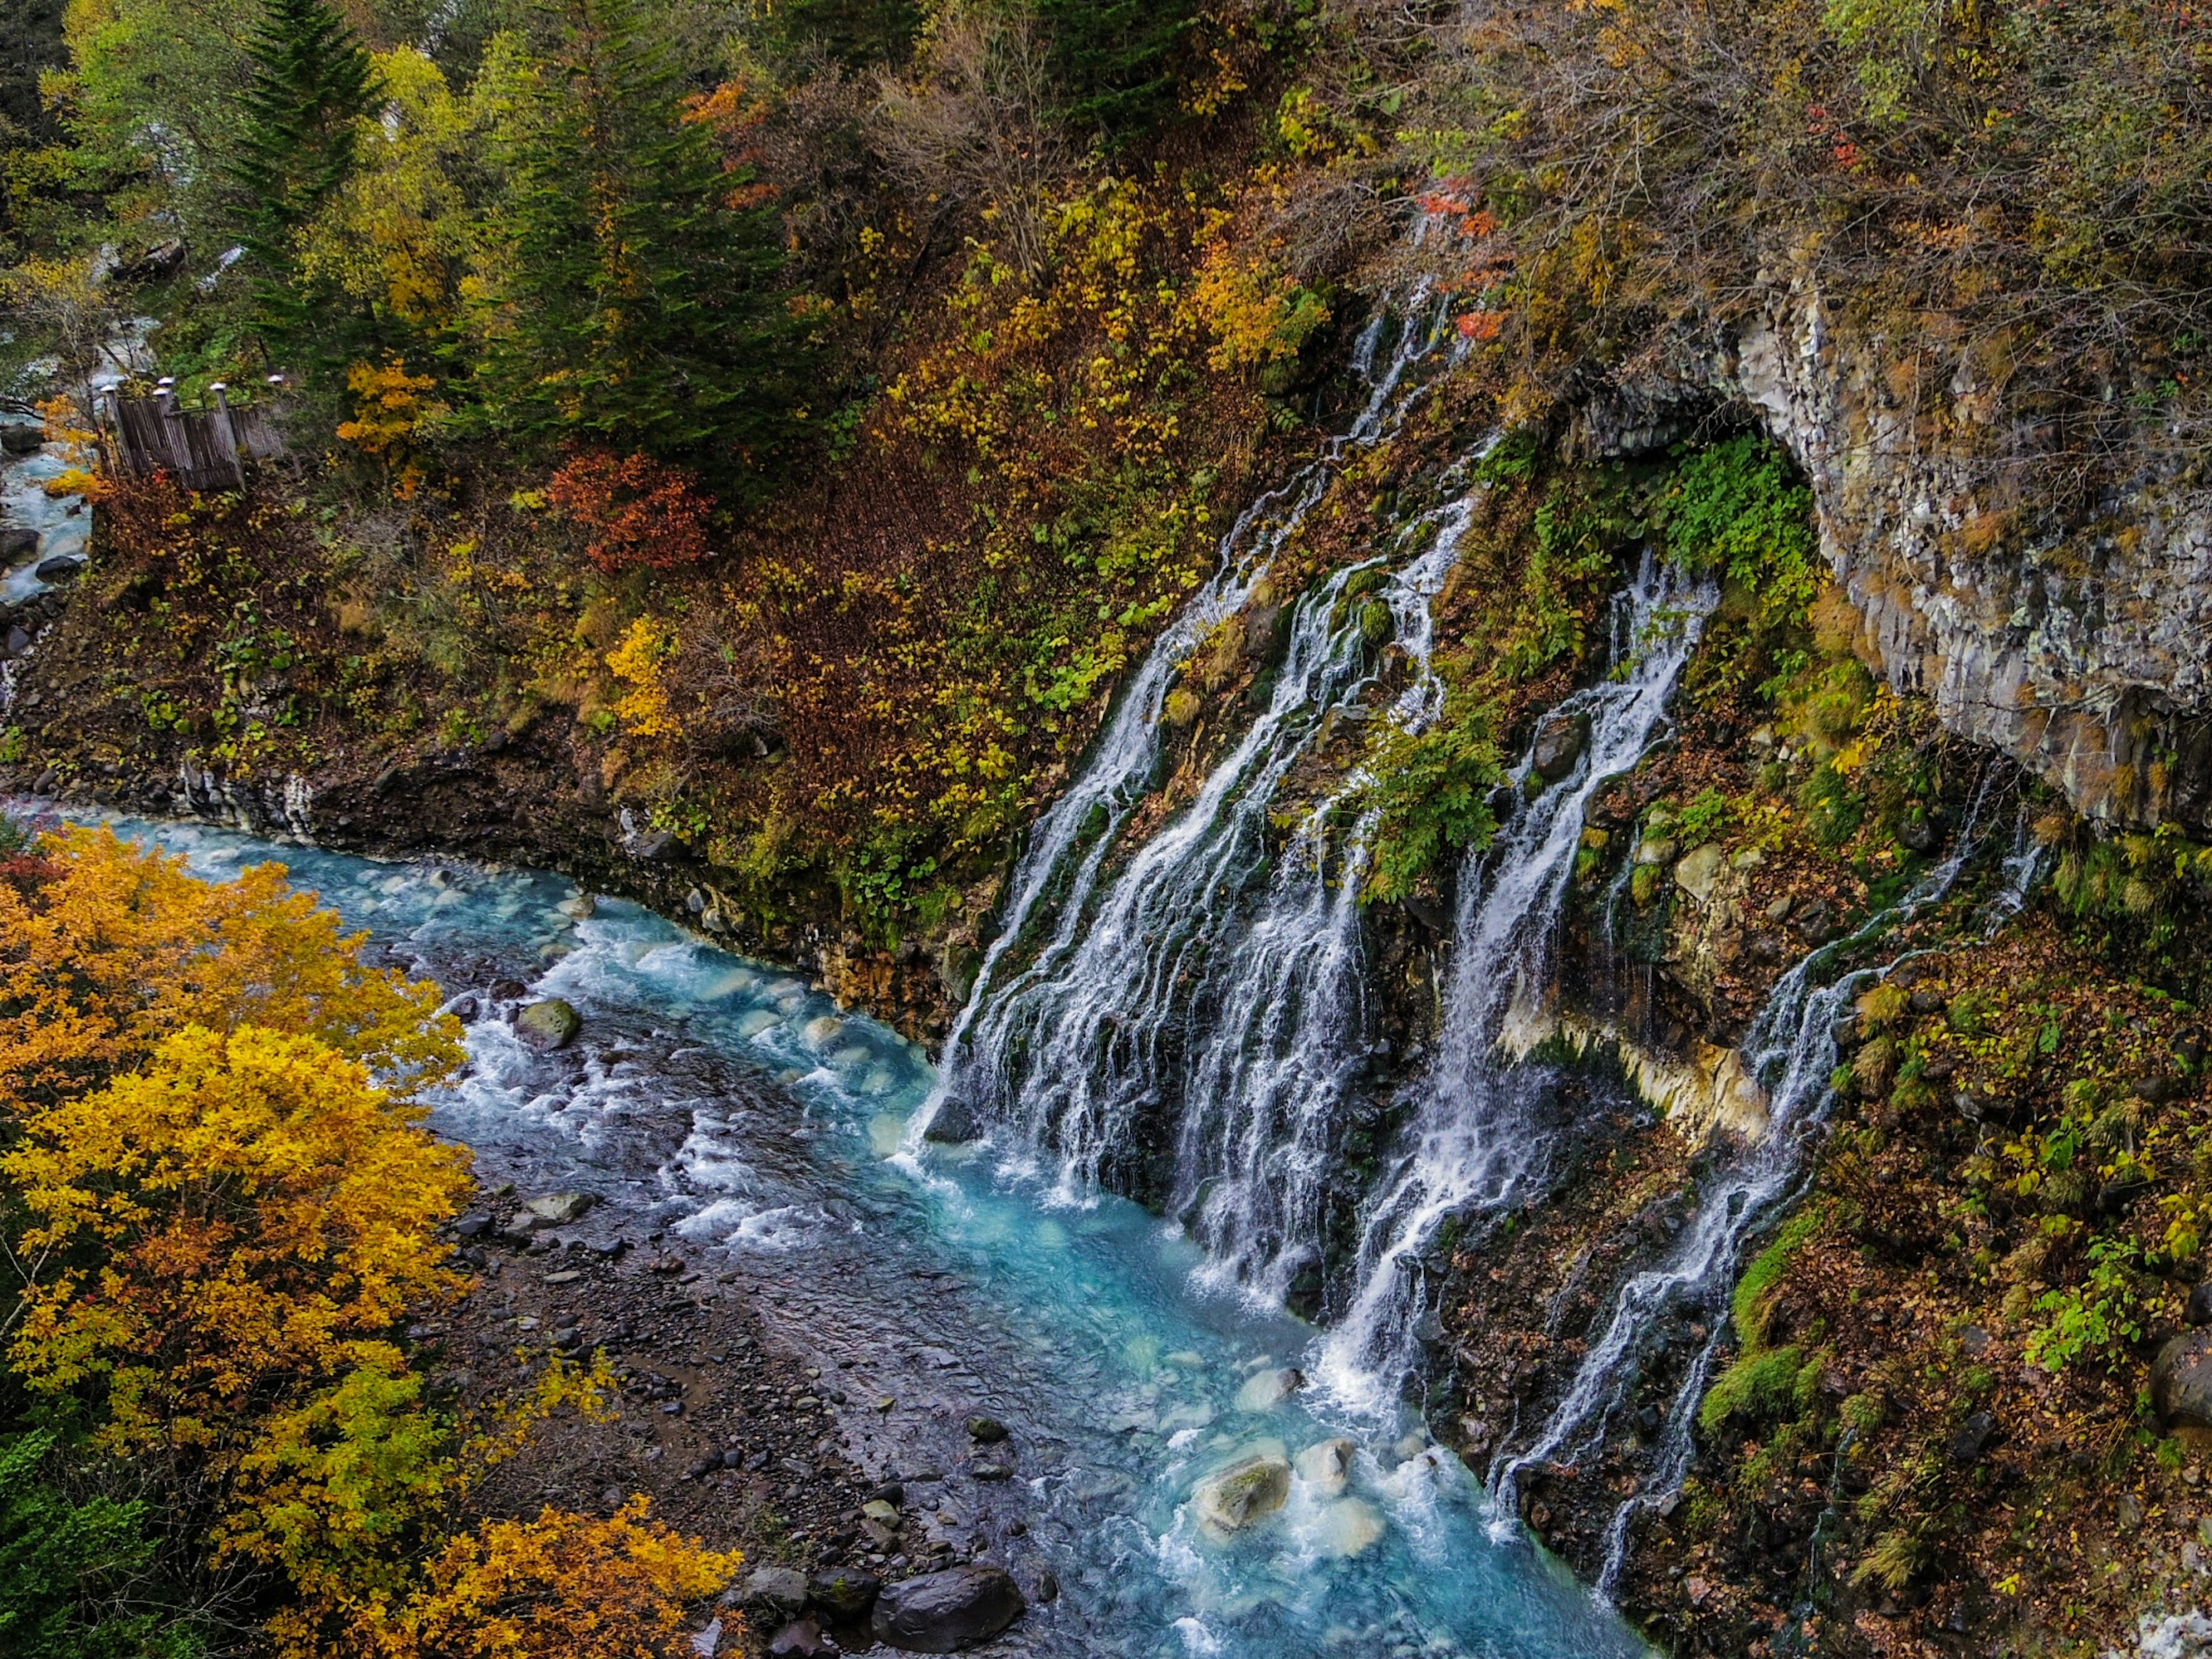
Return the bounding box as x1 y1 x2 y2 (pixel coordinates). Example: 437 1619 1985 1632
1315 555 1716 1407
1496 775 2035 1595
925 291 1448 1123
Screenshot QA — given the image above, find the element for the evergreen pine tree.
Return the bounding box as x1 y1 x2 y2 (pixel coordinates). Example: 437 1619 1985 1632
468 0 798 487
1033 0 1198 137
771 0 922 68
229 0 376 344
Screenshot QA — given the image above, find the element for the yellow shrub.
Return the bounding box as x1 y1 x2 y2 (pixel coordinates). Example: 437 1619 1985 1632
607 616 679 738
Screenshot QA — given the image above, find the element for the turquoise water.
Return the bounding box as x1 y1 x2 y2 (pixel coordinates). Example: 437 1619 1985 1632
41 811 1649 1659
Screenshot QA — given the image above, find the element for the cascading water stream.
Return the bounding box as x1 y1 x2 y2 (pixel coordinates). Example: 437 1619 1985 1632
1495 776 2039 1595
1315 555 1717 1409
926 290 1449 1100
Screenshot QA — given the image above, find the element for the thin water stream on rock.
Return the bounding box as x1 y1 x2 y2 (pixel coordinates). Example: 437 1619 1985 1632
45 809 1652 1659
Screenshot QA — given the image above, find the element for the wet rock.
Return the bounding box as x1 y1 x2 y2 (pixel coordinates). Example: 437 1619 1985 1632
488 978 528 1003
522 1191 596 1224
730 1566 811 1616
1294 1438 1355 1499
1531 710 1590 782
3 625 29 658
1311 1497 1386 1558
870 1565 1025 1652
34 555 81 583
767 1618 832 1657
970 1461 1013 1482
809 1567 881 1622
514 998 581 1051
452 1211 494 1240
923 1097 982 1144
0 527 37 559
965 1415 1007 1443
1232 1366 1304 1412
1193 1447 1291 1539
558 893 596 920
0 426 41 456
1948 1410 1997 1463
1673 843 1726 904
1899 806 1944 853
2153 1329 2212 1429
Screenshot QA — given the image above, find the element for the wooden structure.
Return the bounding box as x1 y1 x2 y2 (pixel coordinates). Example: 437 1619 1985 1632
100 378 288 489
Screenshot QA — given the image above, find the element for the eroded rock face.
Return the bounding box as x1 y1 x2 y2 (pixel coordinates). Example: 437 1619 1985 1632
1580 276 2212 829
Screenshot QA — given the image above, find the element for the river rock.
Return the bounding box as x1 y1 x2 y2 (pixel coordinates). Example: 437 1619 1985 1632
1193 1446 1291 1539
34 555 81 583
1310 1497 1386 1558
1294 1437 1355 1498
1232 1366 1304 1412
767 1619 832 1657
1673 843 1727 904
0 527 36 559
1531 709 1590 782
965 1414 1008 1443
558 892 596 920
514 998 580 1051
869 1565 1025 1652
522 1191 595 1224
2154 1329 2212 1429
0 425 40 456
923 1096 982 1143
2187 1282 2212 1327
729 1565 810 1615
809 1566 881 1622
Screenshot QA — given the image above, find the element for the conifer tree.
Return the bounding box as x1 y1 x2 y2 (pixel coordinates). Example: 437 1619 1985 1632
467 0 798 487
1033 0 1198 136
229 0 377 346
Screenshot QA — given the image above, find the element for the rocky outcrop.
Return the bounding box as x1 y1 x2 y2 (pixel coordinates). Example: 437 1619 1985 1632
1584 273 2212 830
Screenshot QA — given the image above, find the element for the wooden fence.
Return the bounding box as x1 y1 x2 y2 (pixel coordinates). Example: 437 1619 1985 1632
99 380 288 490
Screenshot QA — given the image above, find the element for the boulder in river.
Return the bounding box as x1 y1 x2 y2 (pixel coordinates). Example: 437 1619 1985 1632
34 555 81 584
1294 1437 1355 1498
869 1565 1025 1652
0 527 36 560
0 425 41 456
1232 1366 1304 1412
1193 1446 1291 1540
513 998 579 1051
923 1096 983 1144
2153 1328 2212 1429
1310 1497 1385 1558
965 1414 1008 1443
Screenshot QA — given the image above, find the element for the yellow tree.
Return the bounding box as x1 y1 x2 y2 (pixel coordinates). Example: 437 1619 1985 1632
0 825 459 1124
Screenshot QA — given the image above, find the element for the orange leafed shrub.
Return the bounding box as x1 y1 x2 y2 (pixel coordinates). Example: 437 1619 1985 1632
545 451 717 573
343 1499 738 1659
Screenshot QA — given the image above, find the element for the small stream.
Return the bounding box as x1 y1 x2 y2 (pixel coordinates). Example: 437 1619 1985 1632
37 809 1651 1659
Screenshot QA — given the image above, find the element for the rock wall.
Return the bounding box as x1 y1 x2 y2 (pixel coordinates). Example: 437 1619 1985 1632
1584 271 2212 830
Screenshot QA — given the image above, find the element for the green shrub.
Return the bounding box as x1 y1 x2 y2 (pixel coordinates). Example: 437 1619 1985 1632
1698 1344 1809 1434
1657 435 1821 627
0 1433 197 1659
1361 692 1503 904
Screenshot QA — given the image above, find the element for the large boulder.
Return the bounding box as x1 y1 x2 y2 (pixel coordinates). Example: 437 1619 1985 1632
1530 709 1591 782
513 998 580 1051
1192 1448 1291 1540
727 1566 810 1617
922 1095 982 1144
1232 1366 1304 1413
2153 1329 2212 1429
1294 1438 1355 1498
1673 843 1727 904
869 1565 1025 1653
808 1566 881 1622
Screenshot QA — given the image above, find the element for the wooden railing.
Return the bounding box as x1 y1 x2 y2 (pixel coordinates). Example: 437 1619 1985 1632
97 377 289 490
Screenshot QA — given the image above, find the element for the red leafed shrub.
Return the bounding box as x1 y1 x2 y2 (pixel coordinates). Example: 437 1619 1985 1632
544 452 716 573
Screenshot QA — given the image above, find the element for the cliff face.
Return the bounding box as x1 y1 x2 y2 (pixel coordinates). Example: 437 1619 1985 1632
1589 279 2212 831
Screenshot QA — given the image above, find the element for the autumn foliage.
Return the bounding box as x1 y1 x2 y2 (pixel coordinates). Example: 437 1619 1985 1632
545 450 717 573
0 828 734 1654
